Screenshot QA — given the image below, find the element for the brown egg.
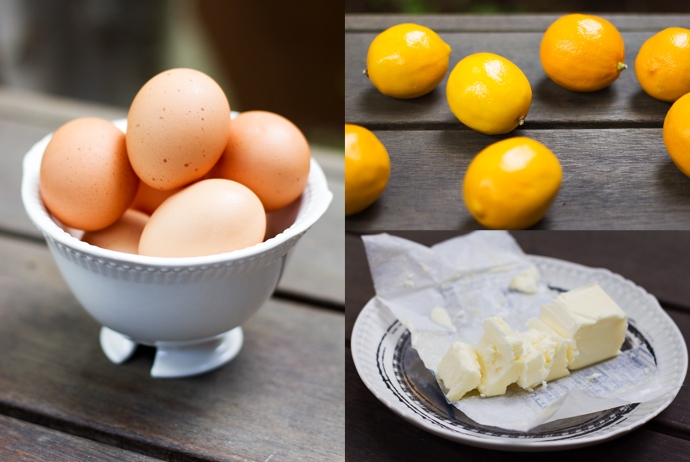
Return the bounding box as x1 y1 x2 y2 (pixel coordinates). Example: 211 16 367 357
210 111 310 212
264 195 302 240
130 181 185 215
40 117 139 231
82 209 150 254
138 179 266 258
127 68 231 191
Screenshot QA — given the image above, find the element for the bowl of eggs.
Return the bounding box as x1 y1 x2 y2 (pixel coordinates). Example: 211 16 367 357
21 69 333 378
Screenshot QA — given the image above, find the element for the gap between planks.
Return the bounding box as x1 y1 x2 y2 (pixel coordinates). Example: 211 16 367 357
0 401 215 462
349 121 664 131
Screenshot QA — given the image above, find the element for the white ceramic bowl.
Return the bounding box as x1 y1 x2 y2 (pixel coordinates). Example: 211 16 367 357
21 117 333 377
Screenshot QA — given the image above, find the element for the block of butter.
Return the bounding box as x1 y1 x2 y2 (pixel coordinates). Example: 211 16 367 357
436 342 481 401
539 283 628 370
475 317 524 397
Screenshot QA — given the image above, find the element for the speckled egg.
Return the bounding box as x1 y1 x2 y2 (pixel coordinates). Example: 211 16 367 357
210 111 310 212
127 68 231 190
138 179 266 258
82 209 150 254
40 117 139 231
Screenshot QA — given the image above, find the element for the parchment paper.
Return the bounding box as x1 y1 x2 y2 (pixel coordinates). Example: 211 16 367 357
362 231 671 431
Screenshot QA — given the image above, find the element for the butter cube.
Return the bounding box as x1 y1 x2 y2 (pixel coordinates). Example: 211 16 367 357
526 318 571 381
436 342 481 401
475 316 523 397
539 283 628 370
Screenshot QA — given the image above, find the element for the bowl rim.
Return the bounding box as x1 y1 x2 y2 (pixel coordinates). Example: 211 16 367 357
21 116 334 268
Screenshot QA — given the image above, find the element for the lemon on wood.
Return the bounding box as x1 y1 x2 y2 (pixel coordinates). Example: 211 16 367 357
366 23 451 99
636 27 690 102
663 93 690 177
463 137 562 229
446 52 532 135
345 124 391 216
540 14 626 92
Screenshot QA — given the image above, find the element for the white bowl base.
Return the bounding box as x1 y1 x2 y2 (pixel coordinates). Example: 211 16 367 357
100 326 244 378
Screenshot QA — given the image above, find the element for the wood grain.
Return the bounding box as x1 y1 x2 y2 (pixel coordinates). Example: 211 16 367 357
345 14 690 32
346 31 671 129
0 235 344 461
344 129 690 230
0 414 158 462
346 346 690 462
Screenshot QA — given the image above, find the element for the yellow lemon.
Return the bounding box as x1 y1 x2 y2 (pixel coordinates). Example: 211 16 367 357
540 14 626 92
463 137 562 229
366 23 451 99
345 124 391 216
663 93 690 177
446 53 532 135
636 27 690 102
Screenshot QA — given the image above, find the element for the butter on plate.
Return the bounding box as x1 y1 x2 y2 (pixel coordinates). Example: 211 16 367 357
436 283 628 402
540 283 628 370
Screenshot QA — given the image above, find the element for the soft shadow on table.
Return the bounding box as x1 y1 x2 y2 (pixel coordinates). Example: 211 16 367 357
627 88 672 120
437 129 512 157
533 76 616 109
656 159 690 201
352 87 446 122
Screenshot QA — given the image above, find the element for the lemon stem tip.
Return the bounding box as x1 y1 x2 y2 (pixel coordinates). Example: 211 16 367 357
617 62 627 72
518 117 525 126
363 69 369 77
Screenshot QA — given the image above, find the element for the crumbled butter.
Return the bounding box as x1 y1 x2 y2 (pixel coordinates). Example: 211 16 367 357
430 307 456 331
436 342 481 401
509 266 541 294
517 328 553 390
435 284 627 402
475 317 524 397
526 318 571 381
539 283 627 370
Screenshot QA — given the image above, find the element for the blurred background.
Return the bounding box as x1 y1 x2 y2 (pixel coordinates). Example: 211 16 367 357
0 0 343 148
346 0 690 13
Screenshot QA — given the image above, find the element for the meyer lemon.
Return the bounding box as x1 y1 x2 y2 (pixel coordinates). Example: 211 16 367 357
366 23 451 99
663 93 690 177
345 124 390 216
463 137 562 229
540 14 627 92
446 52 532 135
635 27 690 102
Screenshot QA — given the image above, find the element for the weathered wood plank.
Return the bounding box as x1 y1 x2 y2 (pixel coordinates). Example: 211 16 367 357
0 87 128 130
0 116 344 303
0 235 344 461
344 128 690 230
346 346 690 461
346 230 690 336
345 14 690 32
280 148 345 305
346 31 671 129
0 414 159 462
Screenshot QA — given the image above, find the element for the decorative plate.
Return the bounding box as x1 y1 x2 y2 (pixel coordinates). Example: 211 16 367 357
351 256 687 451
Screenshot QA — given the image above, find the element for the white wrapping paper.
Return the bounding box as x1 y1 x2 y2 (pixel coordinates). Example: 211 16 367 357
362 231 670 431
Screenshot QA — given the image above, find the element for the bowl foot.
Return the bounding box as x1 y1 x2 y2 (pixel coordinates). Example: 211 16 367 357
99 326 244 378
100 326 138 364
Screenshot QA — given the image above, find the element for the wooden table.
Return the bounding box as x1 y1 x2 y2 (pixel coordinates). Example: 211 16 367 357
345 14 690 230
0 88 344 461
346 230 690 460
